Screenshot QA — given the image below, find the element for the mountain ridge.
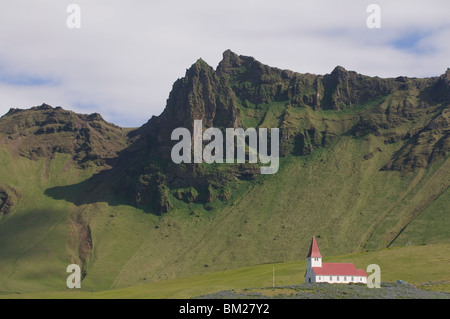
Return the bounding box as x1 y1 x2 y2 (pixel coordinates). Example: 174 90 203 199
0 50 449 293
1 50 448 217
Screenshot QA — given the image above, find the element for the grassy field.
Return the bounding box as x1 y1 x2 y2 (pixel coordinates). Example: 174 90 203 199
1 242 449 299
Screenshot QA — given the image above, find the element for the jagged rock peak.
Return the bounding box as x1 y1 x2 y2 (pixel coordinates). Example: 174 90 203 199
216 49 267 75
217 49 244 74
185 58 214 78
441 68 450 82
193 57 211 68
329 65 350 79
33 103 53 110
85 112 104 121
220 49 242 66
332 65 347 73
222 49 239 59
4 103 54 117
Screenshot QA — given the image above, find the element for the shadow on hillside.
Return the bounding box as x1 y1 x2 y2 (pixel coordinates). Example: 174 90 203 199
44 168 126 207
44 125 157 214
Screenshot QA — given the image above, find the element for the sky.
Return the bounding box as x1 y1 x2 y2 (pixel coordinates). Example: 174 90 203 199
0 0 449 127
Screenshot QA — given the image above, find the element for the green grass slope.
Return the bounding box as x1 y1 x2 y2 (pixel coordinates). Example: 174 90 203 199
0 149 92 294
1 243 449 298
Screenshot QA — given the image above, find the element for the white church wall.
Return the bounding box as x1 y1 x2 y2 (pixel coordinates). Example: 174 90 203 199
307 257 322 268
315 275 367 284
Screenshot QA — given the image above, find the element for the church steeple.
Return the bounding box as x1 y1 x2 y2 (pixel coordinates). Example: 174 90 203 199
307 235 322 258
306 236 322 268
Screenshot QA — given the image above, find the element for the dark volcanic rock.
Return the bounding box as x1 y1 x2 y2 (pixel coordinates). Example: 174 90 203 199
0 185 20 215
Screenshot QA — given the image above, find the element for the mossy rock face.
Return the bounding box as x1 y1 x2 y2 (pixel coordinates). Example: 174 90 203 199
173 187 199 203
219 188 231 202
0 185 20 216
382 105 449 172
113 52 449 214
157 184 172 214
133 166 172 215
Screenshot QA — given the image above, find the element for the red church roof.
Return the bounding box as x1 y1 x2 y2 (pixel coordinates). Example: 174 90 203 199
312 263 367 277
306 236 322 258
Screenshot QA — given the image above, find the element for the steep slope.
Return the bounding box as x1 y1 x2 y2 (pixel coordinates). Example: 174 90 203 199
0 51 449 294
113 58 260 214
112 50 448 220
0 104 139 293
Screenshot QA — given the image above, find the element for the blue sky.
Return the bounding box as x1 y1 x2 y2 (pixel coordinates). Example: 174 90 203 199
0 74 57 86
0 0 449 127
390 30 434 54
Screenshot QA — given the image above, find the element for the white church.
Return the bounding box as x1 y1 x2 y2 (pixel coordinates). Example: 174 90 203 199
304 236 367 284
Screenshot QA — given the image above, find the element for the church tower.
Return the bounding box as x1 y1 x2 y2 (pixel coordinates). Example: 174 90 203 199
306 235 322 269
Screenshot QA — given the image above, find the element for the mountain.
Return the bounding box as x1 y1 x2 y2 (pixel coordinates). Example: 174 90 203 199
0 50 449 294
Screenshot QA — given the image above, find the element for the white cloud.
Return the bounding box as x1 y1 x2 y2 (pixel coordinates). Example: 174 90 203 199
0 0 449 127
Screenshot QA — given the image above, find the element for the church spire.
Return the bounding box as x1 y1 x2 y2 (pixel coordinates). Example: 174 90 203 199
307 235 322 258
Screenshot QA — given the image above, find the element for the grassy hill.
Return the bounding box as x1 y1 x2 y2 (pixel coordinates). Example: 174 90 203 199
1 243 449 298
0 51 448 297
